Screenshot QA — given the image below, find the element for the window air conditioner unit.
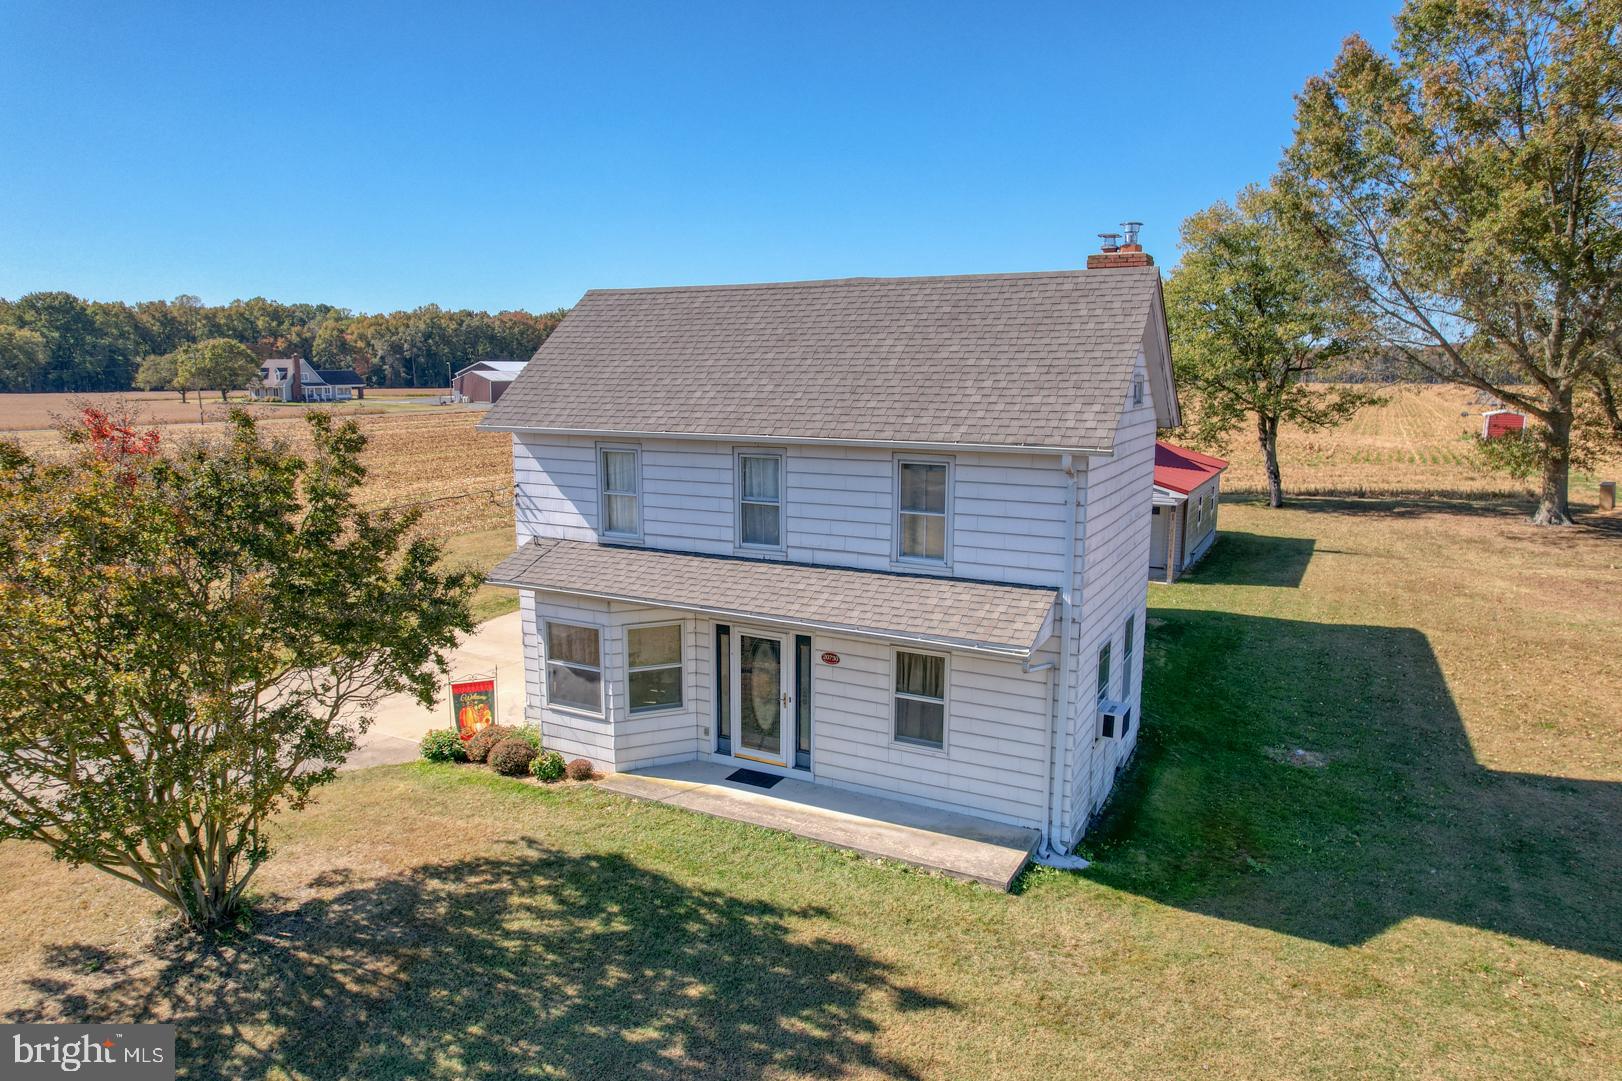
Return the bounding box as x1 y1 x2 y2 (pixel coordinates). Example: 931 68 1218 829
1098 700 1132 740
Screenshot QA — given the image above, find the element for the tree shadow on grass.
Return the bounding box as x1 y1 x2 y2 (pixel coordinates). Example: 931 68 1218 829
10 840 948 1079
1270 493 1622 537
1086 609 1620 962
1176 532 1316 588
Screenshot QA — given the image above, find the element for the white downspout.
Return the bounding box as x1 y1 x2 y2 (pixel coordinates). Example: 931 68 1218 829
1034 452 1089 870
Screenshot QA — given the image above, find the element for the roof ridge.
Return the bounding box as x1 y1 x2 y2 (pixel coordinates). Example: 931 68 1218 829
581 266 1156 297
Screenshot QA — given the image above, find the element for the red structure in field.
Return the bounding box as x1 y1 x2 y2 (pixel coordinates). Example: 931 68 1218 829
1482 410 1526 439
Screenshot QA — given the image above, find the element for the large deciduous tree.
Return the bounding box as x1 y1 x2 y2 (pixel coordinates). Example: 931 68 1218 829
176 337 261 401
1284 0 1622 524
1166 184 1381 507
0 409 476 931
132 350 180 397
0 325 48 392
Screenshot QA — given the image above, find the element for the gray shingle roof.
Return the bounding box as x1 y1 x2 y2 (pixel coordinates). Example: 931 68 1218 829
480 268 1162 452
487 538 1058 657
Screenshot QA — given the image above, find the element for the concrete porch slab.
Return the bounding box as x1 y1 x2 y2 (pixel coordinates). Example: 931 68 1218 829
596 759 1038 890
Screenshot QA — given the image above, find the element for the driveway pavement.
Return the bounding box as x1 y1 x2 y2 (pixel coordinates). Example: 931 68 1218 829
345 610 525 769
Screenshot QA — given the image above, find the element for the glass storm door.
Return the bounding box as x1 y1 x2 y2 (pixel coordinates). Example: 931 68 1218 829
732 629 790 766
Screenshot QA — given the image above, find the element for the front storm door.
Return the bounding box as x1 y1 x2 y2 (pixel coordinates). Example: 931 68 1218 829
732 629 790 766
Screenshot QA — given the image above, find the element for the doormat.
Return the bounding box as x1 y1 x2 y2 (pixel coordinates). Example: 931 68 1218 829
726 768 783 790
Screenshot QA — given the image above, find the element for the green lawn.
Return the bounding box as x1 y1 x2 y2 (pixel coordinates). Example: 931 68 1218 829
1 497 1617 1079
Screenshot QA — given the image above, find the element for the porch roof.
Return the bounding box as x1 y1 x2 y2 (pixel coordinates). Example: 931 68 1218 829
487 538 1058 658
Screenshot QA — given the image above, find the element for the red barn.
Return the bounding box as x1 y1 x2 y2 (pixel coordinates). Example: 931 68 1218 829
1483 410 1526 439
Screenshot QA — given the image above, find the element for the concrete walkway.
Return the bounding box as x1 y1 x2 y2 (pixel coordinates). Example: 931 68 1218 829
346 610 525 769
598 759 1039 890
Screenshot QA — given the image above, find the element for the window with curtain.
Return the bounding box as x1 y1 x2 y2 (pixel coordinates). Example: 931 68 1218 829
897 459 949 563
546 621 602 714
1096 641 1112 705
599 447 641 539
627 624 683 713
893 650 946 748
737 452 783 548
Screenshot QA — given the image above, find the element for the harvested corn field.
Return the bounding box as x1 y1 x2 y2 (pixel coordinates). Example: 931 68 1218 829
1210 384 1622 503
0 398 514 541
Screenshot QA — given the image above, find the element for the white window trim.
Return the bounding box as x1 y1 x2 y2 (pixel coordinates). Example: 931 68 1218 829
733 448 786 554
596 442 643 543
1132 372 1145 406
543 617 606 718
625 620 686 716
892 454 953 569
890 646 950 754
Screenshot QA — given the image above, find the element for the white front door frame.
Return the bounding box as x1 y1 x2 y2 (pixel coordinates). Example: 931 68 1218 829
728 625 795 768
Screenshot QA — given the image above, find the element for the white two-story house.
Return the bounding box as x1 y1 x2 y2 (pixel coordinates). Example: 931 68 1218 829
480 247 1178 857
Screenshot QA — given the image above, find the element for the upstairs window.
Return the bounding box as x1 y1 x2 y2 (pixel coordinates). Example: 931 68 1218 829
737 452 784 549
1132 372 1145 405
896 459 949 564
893 650 946 749
599 446 641 540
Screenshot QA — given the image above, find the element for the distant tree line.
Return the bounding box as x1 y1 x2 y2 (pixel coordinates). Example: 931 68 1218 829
0 291 569 393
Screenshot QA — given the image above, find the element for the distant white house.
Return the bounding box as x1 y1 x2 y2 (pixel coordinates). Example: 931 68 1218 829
1149 441 1227 582
250 357 366 402
453 358 527 404
478 238 1182 861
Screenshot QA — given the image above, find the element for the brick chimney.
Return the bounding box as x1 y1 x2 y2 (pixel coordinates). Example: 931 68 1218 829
1087 220 1154 269
288 354 303 402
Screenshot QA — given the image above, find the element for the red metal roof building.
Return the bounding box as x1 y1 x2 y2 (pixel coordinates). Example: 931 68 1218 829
1151 440 1228 582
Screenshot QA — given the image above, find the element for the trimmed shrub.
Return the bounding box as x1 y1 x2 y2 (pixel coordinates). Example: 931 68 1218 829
419 729 467 763
513 726 543 751
488 737 537 777
465 724 519 764
565 757 595 781
531 749 566 782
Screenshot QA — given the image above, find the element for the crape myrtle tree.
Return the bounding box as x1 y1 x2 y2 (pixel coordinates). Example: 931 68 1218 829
1283 0 1622 524
0 408 476 932
1165 183 1381 507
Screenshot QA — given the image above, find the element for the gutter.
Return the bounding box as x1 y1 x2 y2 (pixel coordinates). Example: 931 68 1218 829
476 423 1116 458
1033 452 1090 870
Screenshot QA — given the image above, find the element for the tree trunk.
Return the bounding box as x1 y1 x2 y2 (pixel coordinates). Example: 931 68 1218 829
1531 400 1574 526
177 388 188 403
219 387 229 402
1258 415 1284 508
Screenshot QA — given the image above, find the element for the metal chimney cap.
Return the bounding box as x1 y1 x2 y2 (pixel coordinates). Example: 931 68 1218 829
1120 221 1144 246
1097 231 1122 252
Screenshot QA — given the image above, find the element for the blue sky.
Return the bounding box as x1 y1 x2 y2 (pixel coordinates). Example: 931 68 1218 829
0 1 1399 313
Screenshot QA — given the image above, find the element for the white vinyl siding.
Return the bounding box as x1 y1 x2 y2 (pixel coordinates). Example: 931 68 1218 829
514 436 1071 586
810 635 1052 828
1063 346 1156 844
